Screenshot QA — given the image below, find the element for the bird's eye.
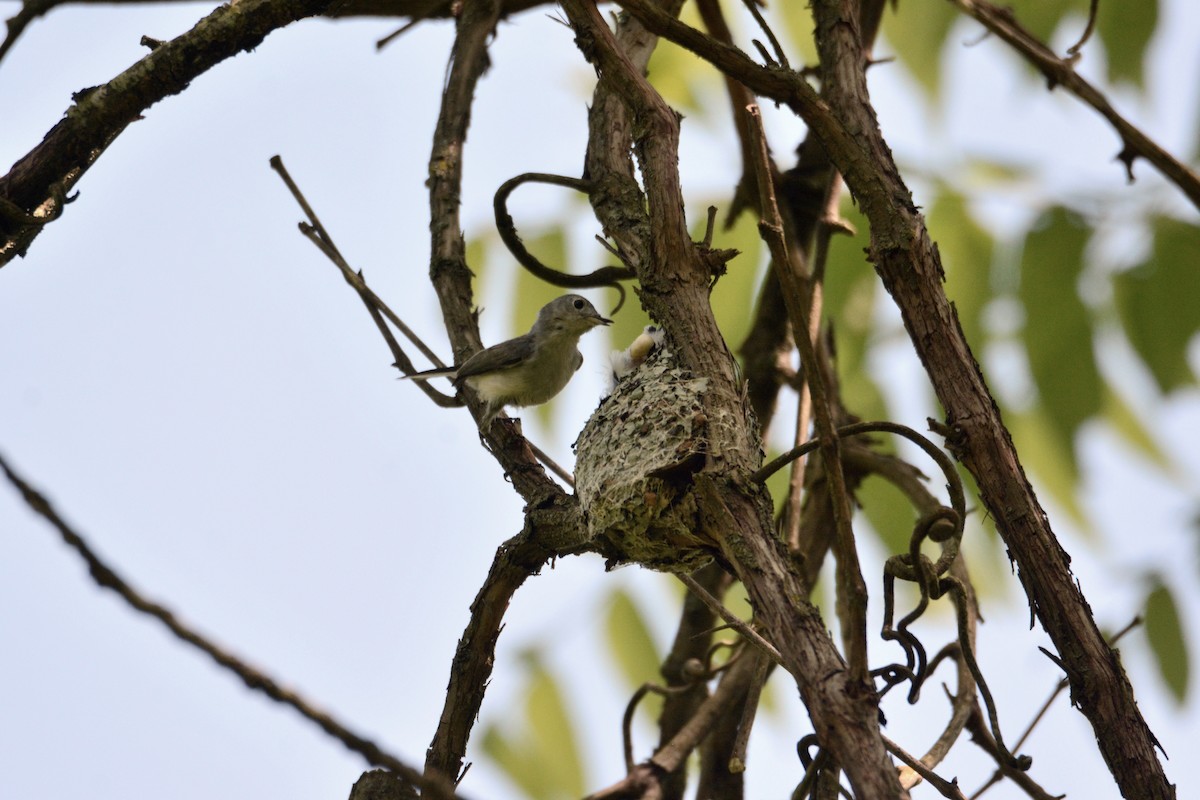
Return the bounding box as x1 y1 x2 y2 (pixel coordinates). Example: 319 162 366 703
573 298 585 310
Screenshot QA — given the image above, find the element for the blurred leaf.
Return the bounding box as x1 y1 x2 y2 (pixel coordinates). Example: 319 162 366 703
858 473 920 554
511 227 570 338
1019 208 1101 475
960 157 1037 188
1010 0 1074 45
708 204 766 350
481 660 585 799
605 588 663 689
1008 408 1087 526
927 190 994 354
823 205 875 373
1144 578 1190 703
1101 388 1169 470
765 452 793 516
1113 217 1200 394
773 3 818 66
468 231 496 298
1096 0 1157 86
881 0 959 97
647 40 705 116
646 4 716 119
822 205 889 422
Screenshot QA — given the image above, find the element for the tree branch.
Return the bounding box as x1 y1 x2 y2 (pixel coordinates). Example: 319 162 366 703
561 4 903 796
947 0 1200 209
610 2 1173 795
425 497 594 783
0 0 334 265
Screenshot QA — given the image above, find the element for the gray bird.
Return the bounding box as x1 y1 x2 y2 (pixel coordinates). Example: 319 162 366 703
403 294 612 427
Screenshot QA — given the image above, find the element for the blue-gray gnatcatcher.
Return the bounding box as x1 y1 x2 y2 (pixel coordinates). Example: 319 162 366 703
403 294 612 427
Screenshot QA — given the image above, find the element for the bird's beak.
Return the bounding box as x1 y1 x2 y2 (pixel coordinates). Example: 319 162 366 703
595 314 614 326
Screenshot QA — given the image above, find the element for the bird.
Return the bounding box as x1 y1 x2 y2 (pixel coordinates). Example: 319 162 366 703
402 294 612 427
609 324 666 389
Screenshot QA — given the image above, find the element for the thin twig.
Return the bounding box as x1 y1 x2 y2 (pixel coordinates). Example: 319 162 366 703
728 653 769 772
745 102 869 680
0 451 456 798
676 573 783 665
972 617 1142 799
946 0 1200 207
882 736 967 800
270 156 451 373
739 0 789 69
526 440 575 487
2 0 337 266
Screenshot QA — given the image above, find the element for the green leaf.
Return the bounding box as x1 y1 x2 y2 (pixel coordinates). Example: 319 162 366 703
1096 0 1158 86
511 227 570 339
927 191 994 354
823 205 875 376
1113 217 1200 393
1018 208 1102 475
821 205 890 422
468 231 498 298
1008 408 1087 526
858 473 921 554
773 4 818 67
1145 579 1190 703
707 204 765 351
1009 0 1074 45
645 3 718 119
605 588 663 689
481 660 585 799
881 0 960 97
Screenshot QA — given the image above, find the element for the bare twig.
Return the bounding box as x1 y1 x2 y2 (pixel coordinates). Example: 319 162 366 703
745 103 869 681
972 618 1142 799
0 451 456 797
525 440 575 487
965 703 1062 800
727 653 769 773
270 156 452 375
676 572 783 665
946 0 1200 207
425 502 593 787
883 736 967 800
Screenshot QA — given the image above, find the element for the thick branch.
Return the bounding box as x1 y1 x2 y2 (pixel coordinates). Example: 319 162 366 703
425 496 593 783
607 3 1172 796
807 1 1172 796
561 2 903 796
0 0 333 265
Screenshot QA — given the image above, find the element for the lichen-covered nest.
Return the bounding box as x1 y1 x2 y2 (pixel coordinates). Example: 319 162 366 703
574 346 717 572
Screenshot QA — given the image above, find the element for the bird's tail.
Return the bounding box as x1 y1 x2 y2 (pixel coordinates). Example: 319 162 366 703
396 364 457 381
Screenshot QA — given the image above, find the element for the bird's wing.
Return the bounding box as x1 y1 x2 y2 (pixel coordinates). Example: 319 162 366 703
453 335 534 381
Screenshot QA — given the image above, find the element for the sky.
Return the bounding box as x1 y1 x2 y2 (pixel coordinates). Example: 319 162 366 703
1 1 1198 799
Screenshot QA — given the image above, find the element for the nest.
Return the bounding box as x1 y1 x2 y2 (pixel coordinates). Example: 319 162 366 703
574 346 717 572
